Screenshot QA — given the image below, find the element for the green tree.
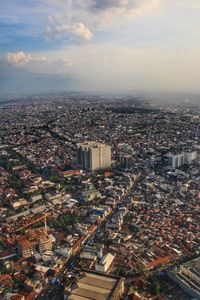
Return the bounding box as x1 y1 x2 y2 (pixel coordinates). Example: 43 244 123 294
150 281 160 295
115 266 123 276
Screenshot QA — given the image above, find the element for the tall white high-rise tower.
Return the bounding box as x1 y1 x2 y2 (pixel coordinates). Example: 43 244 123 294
77 141 111 171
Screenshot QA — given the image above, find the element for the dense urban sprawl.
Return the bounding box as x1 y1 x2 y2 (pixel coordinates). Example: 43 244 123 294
0 94 200 300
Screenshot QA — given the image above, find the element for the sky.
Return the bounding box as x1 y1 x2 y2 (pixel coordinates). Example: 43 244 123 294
0 0 200 95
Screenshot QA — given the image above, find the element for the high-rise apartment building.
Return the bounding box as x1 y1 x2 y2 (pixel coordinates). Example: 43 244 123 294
184 151 197 164
167 151 197 168
77 142 111 171
119 154 133 169
167 153 185 168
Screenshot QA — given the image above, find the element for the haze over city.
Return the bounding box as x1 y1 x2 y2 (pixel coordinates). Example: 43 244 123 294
1 0 200 94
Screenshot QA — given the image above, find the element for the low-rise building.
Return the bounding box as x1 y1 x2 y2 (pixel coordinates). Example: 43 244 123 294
68 269 124 300
95 253 115 273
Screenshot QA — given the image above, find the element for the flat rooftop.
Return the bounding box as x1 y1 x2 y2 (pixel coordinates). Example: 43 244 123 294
68 270 123 300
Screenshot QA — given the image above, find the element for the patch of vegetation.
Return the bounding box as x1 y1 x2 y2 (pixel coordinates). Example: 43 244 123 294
48 213 80 230
0 156 12 171
150 281 160 295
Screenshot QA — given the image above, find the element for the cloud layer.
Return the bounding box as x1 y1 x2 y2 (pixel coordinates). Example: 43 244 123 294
1 0 200 95
6 51 46 65
44 0 161 40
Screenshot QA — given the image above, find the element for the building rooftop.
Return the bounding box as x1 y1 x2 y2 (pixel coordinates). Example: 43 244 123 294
69 270 124 300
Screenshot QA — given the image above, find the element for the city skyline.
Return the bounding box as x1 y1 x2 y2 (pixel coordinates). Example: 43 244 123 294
1 0 200 95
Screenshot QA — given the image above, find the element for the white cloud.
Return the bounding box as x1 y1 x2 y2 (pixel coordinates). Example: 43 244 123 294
7 51 32 65
4 51 74 74
72 23 93 41
44 0 161 40
89 0 162 29
6 51 46 65
45 19 93 41
127 0 161 17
